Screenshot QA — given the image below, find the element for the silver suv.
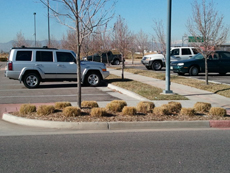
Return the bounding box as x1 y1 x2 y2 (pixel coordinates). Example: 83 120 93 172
5 46 110 88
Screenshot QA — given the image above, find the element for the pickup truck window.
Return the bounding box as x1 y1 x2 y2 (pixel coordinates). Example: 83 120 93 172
182 48 191 55
36 51 53 62
56 52 75 62
16 51 32 61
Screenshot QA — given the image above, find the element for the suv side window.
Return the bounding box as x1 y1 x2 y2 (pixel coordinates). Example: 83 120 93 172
182 48 191 55
36 51 53 62
56 52 75 62
171 49 179 55
192 48 199 54
220 52 230 59
16 51 32 61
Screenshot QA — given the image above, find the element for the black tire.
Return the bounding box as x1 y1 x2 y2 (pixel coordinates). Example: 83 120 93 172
178 72 185 76
219 72 226 76
145 66 152 70
113 59 120 65
23 73 40 89
152 61 162 71
189 66 199 76
84 72 101 86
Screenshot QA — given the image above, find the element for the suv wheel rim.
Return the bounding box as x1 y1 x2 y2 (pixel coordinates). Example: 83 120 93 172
26 75 38 87
192 68 198 75
153 62 161 70
88 74 99 85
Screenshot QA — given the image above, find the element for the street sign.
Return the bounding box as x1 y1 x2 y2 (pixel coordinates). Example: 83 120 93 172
188 36 204 42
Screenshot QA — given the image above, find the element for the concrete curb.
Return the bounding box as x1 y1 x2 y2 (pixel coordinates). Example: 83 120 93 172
3 113 213 130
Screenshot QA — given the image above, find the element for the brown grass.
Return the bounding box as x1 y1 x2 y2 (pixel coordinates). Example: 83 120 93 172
37 105 55 115
19 104 36 114
209 107 227 117
63 106 81 117
81 101 99 108
153 107 169 116
54 102 72 109
91 108 107 117
194 102 212 113
122 106 137 116
180 108 196 117
136 101 155 113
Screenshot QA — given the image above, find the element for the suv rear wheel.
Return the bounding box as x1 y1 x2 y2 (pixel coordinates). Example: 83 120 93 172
85 72 101 86
152 61 162 71
23 73 40 89
113 59 120 65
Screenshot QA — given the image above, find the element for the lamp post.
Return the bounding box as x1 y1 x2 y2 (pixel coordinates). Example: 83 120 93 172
34 12 36 46
47 0 50 46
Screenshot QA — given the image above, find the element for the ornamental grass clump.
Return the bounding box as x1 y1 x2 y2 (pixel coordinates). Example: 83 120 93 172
37 105 55 115
122 106 137 116
180 108 196 117
209 107 226 117
153 107 169 116
106 100 127 112
81 101 99 108
19 104 36 114
136 101 155 114
55 102 72 109
194 102 211 113
168 101 182 113
90 108 107 117
63 106 81 117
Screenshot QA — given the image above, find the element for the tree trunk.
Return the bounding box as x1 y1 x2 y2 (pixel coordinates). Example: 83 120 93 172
205 55 209 85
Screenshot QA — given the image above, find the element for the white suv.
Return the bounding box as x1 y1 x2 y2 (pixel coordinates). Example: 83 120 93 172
5 46 110 88
141 47 198 70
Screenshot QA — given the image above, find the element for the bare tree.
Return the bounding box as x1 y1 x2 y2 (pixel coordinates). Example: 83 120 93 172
112 15 132 80
135 29 149 56
40 0 115 108
127 33 137 64
152 20 166 55
13 31 30 47
187 0 229 85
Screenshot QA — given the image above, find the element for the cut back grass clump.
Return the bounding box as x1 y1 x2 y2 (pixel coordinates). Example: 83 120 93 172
81 101 99 108
168 101 182 113
106 100 127 112
55 102 72 109
122 106 137 116
194 102 211 113
180 108 196 117
37 105 55 115
63 106 81 117
153 107 169 116
136 101 155 114
209 107 226 117
19 104 36 114
91 108 107 117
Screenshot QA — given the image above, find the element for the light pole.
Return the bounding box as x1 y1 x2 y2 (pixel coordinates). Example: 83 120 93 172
34 12 36 46
47 0 50 46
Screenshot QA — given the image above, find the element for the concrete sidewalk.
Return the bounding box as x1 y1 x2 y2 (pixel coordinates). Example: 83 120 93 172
108 68 230 113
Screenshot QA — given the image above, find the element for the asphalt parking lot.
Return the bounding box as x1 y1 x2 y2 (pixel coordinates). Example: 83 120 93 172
0 62 117 104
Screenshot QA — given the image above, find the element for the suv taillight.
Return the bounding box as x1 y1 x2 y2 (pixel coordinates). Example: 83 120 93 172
8 62 13 71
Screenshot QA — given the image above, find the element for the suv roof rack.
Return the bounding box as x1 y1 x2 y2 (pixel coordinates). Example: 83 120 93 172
11 45 58 50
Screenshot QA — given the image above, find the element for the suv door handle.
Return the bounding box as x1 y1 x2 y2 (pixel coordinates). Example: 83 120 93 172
57 64 64 67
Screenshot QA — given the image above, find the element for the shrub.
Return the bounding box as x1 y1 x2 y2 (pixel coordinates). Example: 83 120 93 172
122 106 137 116
180 108 196 117
209 107 226 117
153 107 169 116
37 105 55 115
136 101 155 113
161 104 175 115
63 106 81 117
19 104 36 114
168 101 182 112
91 108 107 117
55 102 72 109
106 100 127 112
194 102 211 113
81 101 99 108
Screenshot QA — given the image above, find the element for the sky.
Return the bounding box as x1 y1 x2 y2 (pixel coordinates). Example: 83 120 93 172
0 0 230 44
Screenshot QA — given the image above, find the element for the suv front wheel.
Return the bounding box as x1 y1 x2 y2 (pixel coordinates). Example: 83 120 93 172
152 61 162 71
85 72 101 86
23 73 40 89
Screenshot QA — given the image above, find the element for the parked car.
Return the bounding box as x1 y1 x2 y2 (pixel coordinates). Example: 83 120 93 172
5 46 110 88
141 47 198 71
170 51 230 76
83 51 124 65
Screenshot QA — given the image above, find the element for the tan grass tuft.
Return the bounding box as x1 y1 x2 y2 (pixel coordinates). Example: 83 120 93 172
106 100 127 112
19 104 36 114
55 102 72 109
168 101 182 112
209 107 226 117
180 108 196 117
63 106 81 117
111 100 127 107
81 101 99 108
122 106 137 116
153 107 169 116
90 108 107 117
37 105 55 115
194 102 211 113
136 101 155 113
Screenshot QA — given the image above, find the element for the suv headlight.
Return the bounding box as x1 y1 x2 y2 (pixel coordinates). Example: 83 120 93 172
177 63 184 66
